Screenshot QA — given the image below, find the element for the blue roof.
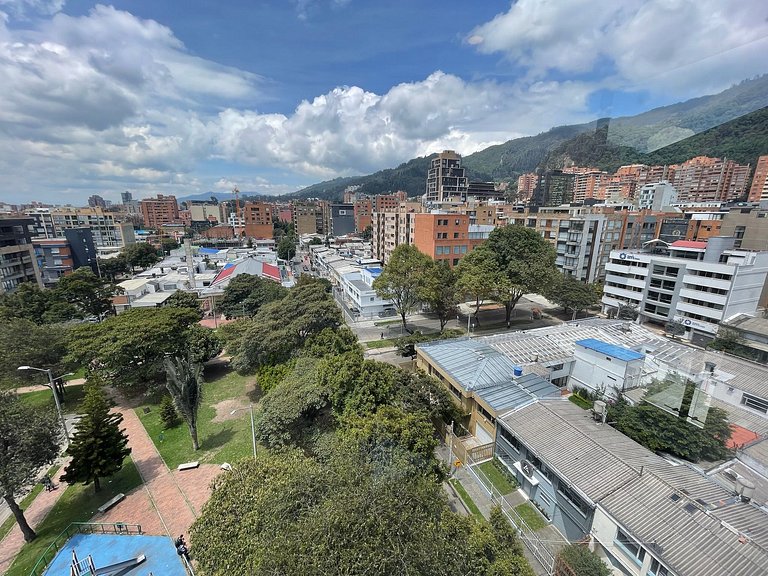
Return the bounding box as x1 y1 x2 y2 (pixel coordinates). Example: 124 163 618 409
575 338 645 362
365 267 382 275
199 247 219 254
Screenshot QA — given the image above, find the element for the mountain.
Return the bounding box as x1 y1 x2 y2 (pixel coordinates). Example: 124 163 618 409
288 75 768 201
543 105 768 172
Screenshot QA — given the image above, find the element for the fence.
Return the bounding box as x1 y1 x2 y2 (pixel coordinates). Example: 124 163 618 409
446 425 556 575
29 522 143 576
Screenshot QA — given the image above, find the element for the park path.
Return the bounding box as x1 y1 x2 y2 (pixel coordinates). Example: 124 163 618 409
0 400 221 575
0 458 71 575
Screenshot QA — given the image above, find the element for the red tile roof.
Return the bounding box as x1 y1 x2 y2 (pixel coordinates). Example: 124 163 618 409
727 424 760 449
670 240 707 249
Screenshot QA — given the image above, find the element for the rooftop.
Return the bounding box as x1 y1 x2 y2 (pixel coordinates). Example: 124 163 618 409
575 338 645 362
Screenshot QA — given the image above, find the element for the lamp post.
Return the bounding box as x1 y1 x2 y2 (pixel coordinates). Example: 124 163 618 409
230 404 257 459
17 365 70 442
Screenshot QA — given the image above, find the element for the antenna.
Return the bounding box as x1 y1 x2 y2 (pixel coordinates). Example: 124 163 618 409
232 186 241 238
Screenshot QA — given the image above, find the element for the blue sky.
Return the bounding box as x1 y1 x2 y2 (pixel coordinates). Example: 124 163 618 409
0 0 766 204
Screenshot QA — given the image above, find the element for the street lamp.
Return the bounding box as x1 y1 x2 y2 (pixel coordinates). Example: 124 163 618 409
17 365 70 442
230 404 257 460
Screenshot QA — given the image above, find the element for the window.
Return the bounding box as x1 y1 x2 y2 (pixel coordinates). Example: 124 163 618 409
453 246 461 254
649 559 670 576
741 393 768 414
615 528 645 565
557 483 591 516
453 232 460 238
453 258 460 265
499 426 520 450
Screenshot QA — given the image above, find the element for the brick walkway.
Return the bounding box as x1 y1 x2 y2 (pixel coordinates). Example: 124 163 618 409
0 400 222 573
0 458 70 574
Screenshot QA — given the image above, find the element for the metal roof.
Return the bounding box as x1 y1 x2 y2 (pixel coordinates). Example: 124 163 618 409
499 400 768 576
575 338 645 362
474 373 559 413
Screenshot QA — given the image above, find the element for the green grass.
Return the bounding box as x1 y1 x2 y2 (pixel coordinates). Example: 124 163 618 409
6 457 142 576
449 479 483 519
373 319 402 326
0 464 61 542
364 338 397 349
513 502 549 532
64 367 86 381
568 394 592 410
477 461 517 495
135 366 258 469
18 384 86 413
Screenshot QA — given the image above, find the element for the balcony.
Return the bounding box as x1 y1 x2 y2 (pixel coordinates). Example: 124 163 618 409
605 274 646 290
675 302 723 322
679 288 727 306
682 274 732 292
604 285 642 302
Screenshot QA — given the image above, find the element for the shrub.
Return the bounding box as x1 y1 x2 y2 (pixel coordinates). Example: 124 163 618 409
160 395 180 428
555 544 611 576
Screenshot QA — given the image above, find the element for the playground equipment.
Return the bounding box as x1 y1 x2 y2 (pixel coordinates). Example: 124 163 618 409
69 549 146 576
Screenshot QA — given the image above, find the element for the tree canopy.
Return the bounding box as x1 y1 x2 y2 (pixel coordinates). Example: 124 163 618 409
555 545 611 576
420 260 460 331
0 391 60 541
122 242 160 271
218 274 286 319
54 268 119 320
545 273 599 319
372 244 432 330
67 307 220 390
456 246 500 321
0 318 71 389
165 290 203 319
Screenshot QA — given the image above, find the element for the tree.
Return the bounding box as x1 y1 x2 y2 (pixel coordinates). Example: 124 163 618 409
163 355 204 451
0 391 60 542
361 224 373 241
66 307 215 390
616 302 639 321
60 380 131 493
0 319 70 389
456 246 500 324
122 242 160 271
160 395 180 428
0 282 58 324
420 260 459 330
98 256 129 281
708 328 761 362
219 274 286 318
161 238 180 254
485 225 558 327
555 544 611 576
54 268 119 320
165 290 203 319
372 244 431 330
546 273 599 320
277 235 296 261
665 319 686 339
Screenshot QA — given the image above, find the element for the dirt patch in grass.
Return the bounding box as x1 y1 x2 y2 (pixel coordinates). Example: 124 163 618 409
211 398 250 422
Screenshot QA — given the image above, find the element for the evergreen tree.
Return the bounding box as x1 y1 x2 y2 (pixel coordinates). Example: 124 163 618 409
60 380 131 493
160 395 180 428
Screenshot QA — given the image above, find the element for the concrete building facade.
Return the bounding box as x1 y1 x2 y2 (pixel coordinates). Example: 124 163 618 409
0 217 43 293
140 194 180 229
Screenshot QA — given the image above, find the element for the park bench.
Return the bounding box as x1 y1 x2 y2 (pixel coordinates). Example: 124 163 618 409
97 493 125 514
177 461 199 471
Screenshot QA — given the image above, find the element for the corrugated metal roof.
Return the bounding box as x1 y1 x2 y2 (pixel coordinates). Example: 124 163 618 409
500 400 768 576
576 338 645 361
475 373 559 412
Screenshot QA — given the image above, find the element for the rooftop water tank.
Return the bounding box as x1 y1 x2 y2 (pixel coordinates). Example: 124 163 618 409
736 477 755 502
513 366 523 377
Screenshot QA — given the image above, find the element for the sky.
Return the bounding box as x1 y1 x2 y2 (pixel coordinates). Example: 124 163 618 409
0 0 767 205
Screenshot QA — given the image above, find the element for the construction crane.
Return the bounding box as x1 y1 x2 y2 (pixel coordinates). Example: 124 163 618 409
232 186 241 238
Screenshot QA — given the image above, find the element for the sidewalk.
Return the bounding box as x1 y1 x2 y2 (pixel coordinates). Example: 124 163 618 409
14 378 86 395
0 458 71 575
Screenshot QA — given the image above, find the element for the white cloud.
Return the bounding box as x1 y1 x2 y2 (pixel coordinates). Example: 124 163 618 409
468 0 768 96
0 0 64 19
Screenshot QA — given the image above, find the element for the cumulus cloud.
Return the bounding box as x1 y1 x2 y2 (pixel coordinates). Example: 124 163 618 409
0 0 64 19
468 0 768 96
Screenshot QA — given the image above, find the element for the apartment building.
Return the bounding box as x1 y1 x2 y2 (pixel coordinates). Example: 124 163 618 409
371 202 422 263
602 237 768 345
637 181 677 210
748 155 768 203
671 156 751 203
720 204 768 251
88 194 107 208
45 207 134 248
516 173 539 202
328 203 355 237
140 194 180 229
425 150 468 203
292 201 325 235
242 202 273 239
411 212 492 266
0 217 42 294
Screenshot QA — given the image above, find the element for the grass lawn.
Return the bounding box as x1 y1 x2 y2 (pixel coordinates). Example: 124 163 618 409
364 338 397 349
64 367 86 381
449 479 483 519
513 502 549 532
135 365 259 469
476 461 517 495
6 457 142 576
18 384 86 413
568 394 592 410
373 319 401 326
0 464 61 543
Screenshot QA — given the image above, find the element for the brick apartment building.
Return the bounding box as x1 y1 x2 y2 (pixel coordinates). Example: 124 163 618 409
242 202 274 239
140 194 180 229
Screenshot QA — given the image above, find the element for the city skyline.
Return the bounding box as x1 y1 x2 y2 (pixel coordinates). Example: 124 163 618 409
1 0 767 205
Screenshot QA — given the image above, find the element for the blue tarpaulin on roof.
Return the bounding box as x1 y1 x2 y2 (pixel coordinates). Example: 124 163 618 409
575 338 644 362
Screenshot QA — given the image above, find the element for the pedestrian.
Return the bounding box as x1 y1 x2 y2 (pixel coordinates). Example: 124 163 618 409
380 332 384 339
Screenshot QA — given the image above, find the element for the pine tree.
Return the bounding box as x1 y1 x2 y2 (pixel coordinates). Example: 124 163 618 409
60 379 131 493
160 395 180 428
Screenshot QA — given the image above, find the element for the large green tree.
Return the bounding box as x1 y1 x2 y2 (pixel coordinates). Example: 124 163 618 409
98 256 130 282
485 225 558 327
54 268 119 320
277 235 297 261
555 544 611 576
219 274 286 318
420 260 460 331
456 246 500 324
0 319 70 389
546 273 599 320
372 244 431 330
0 391 60 542
163 355 204 450
122 242 160 271
67 307 219 390
60 380 131 493
165 290 203 319
191 445 533 576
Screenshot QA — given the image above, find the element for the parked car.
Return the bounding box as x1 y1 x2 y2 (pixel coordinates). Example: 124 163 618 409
378 308 397 318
